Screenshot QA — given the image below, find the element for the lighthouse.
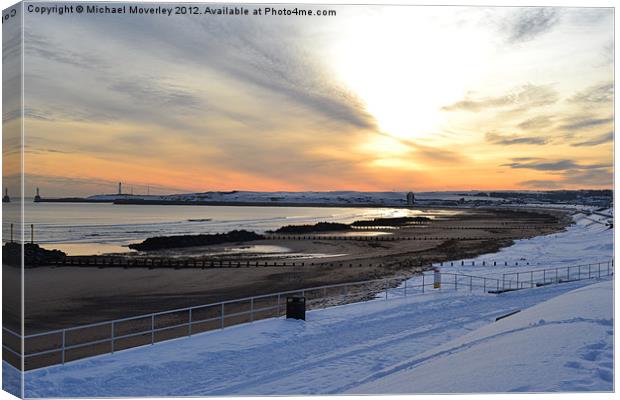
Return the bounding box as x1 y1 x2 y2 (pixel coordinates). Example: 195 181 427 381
2 188 9 203
118 182 122 195
34 187 41 202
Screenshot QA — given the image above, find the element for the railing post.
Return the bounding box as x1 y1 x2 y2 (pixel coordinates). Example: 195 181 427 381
111 322 115 354
151 314 154 345
483 277 486 293
250 298 254 322
530 271 534 288
598 263 601 278
608 261 611 276
422 274 425 293
385 279 388 300
543 269 546 284
469 276 472 291
61 329 66 364
454 274 457 291
589 264 591 279
404 279 407 297
221 303 225 329
556 267 559 283
189 308 193 337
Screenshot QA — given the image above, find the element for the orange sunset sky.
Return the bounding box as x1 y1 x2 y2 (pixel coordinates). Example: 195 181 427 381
3 5 614 197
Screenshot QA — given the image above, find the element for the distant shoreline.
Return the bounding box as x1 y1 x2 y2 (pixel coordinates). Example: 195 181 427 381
36 198 421 208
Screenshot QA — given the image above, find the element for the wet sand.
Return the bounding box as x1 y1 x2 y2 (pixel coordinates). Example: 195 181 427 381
10 207 572 333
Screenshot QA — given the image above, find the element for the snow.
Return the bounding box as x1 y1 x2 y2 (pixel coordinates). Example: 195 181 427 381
2 363 21 398
349 280 613 393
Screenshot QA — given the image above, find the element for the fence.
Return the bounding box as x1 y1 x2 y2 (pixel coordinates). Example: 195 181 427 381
3 261 612 371
45 257 408 269
501 261 613 290
265 235 497 241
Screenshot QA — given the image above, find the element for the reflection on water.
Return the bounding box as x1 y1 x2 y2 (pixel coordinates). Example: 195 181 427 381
40 242 137 256
219 245 290 255
314 231 392 237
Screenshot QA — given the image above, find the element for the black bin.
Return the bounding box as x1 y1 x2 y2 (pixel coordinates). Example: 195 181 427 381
286 296 306 320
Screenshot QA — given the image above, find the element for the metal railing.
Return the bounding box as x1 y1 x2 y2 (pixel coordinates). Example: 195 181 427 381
501 260 613 290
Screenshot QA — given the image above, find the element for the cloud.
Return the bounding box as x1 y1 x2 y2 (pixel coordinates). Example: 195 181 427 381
561 169 613 186
199 21 376 130
442 84 558 112
510 157 542 162
520 168 612 189
503 8 560 43
98 14 377 130
24 31 110 70
24 148 74 155
376 132 467 164
559 116 613 131
519 179 562 189
25 14 376 133
485 131 548 145
503 7 560 43
569 82 614 105
502 159 609 171
108 78 203 110
517 115 553 130
2 23 21 63
3 21 22 123
571 131 614 147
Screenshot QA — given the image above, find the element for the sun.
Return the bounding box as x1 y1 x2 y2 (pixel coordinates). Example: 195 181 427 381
328 7 492 142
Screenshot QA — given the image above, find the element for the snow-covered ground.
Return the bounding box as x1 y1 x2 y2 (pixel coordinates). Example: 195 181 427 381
350 280 614 393
8 208 613 397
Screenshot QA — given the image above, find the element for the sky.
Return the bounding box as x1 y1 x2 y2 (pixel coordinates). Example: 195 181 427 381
3 4 614 196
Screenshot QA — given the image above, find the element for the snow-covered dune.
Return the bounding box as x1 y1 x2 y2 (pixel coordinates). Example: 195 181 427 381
350 280 613 393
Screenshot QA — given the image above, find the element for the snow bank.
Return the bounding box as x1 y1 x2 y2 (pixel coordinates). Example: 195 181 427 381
350 280 613 393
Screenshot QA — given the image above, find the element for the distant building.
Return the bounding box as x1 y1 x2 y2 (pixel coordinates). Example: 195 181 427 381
118 182 122 195
406 192 415 205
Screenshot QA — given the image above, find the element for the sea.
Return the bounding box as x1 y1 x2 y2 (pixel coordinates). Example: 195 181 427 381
2 201 454 255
